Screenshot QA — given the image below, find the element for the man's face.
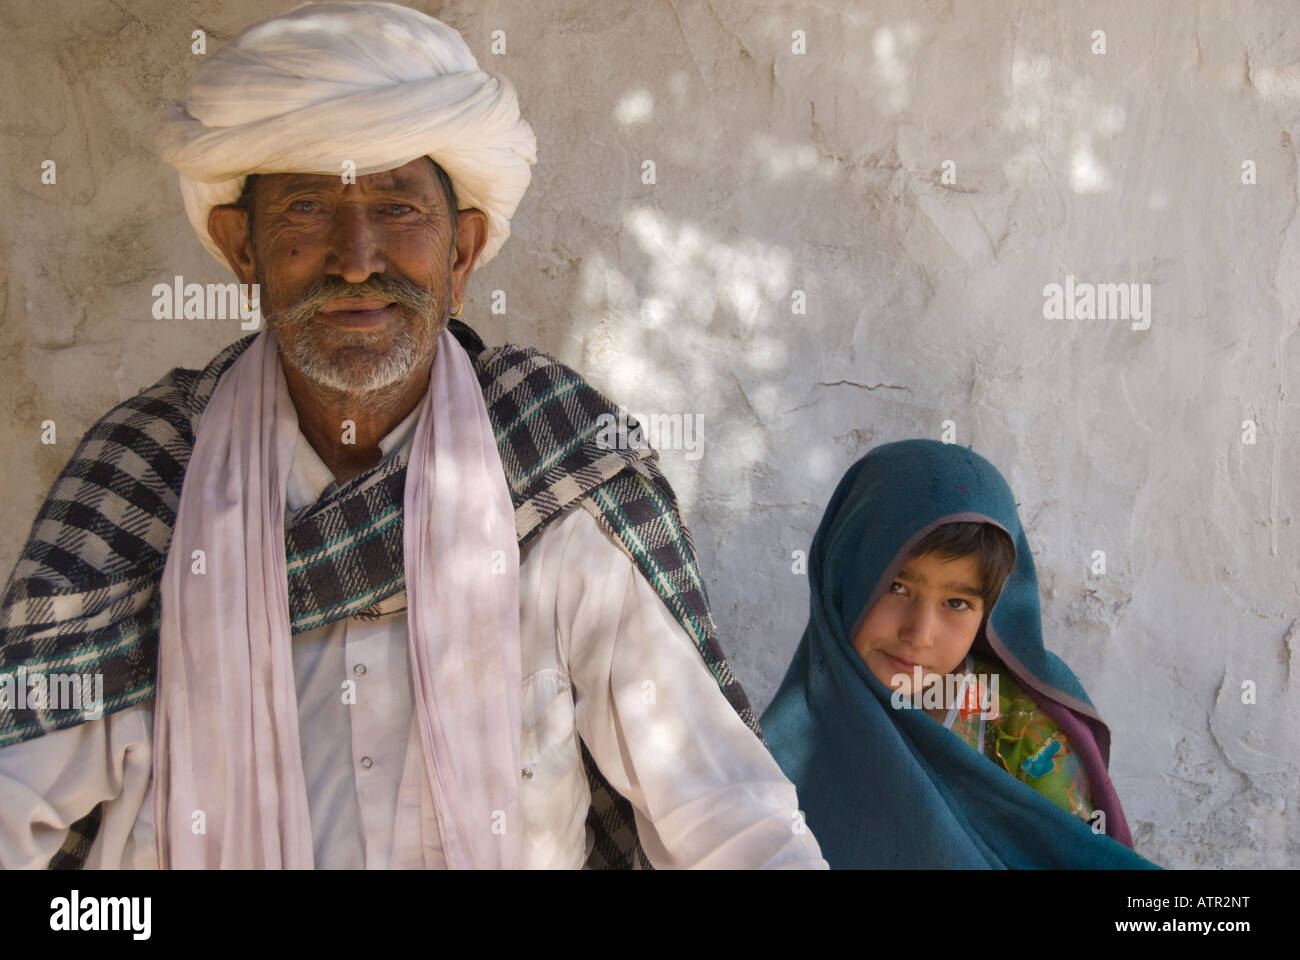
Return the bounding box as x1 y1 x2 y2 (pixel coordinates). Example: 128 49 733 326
850 551 987 697
247 158 456 394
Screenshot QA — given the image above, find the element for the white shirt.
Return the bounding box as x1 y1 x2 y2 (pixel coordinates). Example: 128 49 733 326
0 405 826 870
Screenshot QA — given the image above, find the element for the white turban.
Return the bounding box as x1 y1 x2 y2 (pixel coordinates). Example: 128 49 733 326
157 1 537 269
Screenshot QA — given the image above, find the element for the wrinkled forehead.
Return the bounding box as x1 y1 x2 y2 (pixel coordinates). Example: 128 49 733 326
257 158 440 192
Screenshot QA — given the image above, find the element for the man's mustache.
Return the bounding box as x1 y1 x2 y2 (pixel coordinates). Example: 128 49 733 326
270 275 437 330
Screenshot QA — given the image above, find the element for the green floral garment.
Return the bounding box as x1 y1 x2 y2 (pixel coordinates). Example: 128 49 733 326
946 655 1095 823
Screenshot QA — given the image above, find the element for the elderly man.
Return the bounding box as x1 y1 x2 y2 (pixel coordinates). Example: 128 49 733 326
0 3 823 870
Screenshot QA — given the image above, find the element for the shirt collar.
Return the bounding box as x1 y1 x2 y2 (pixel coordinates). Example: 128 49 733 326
285 401 423 512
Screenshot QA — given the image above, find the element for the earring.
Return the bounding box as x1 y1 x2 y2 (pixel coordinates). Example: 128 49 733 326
450 302 463 319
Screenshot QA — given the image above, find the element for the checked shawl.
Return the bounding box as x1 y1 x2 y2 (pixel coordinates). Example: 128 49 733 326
0 320 760 870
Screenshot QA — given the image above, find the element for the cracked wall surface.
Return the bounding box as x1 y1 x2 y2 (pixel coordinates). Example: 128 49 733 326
1 0 1298 868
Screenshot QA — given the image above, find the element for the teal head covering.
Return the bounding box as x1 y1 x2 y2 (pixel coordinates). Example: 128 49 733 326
761 439 1156 868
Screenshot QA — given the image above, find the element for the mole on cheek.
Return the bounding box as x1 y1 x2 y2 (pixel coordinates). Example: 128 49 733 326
291 249 298 256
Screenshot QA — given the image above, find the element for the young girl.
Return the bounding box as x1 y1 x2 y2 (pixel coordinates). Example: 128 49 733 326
762 439 1157 868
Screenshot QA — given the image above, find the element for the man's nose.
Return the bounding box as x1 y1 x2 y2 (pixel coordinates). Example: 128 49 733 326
326 202 386 283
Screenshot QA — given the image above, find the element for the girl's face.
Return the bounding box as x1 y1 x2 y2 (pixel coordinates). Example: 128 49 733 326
850 551 987 697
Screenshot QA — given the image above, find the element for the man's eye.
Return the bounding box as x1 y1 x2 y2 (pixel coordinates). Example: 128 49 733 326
888 581 907 594
946 598 972 611
289 199 318 213
385 203 414 215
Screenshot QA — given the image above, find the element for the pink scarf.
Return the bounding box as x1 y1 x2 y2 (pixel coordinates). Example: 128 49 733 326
152 328 522 868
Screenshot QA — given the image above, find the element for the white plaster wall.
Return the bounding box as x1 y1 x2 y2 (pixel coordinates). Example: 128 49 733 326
1 0 1297 868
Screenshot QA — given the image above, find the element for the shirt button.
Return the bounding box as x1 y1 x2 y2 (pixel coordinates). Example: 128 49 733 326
353 663 367 676
521 767 534 780
360 756 374 770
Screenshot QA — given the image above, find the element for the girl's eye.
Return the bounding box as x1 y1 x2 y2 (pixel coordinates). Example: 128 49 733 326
888 581 907 594
946 598 972 611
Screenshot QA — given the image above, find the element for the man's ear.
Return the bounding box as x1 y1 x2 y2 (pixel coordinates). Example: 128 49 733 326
448 207 489 306
208 205 258 287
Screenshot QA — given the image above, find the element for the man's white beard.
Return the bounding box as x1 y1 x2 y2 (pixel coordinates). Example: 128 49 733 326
256 265 446 398
279 324 430 394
